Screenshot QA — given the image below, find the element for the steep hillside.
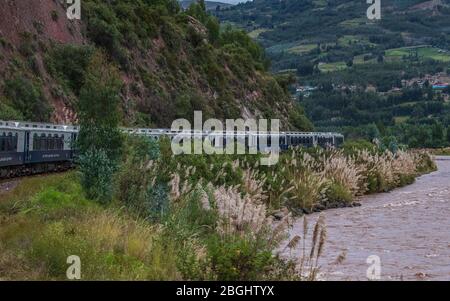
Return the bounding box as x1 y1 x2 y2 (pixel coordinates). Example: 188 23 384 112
0 0 312 130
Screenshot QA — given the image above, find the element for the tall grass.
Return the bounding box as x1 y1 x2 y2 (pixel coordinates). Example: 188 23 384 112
0 173 180 280
0 137 436 280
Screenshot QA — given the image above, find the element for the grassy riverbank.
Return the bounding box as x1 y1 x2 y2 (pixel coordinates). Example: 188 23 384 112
0 140 436 280
430 148 450 156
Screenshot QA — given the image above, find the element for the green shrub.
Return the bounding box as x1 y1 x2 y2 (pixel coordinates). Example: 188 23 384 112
204 233 277 281
367 171 390 193
0 100 23 120
45 44 94 94
51 10 58 21
325 182 353 205
77 51 123 163
289 104 314 131
18 31 35 57
397 174 415 187
78 149 116 203
4 75 51 121
342 139 376 156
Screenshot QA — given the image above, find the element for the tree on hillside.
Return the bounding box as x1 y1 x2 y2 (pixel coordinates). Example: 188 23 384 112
431 121 445 145
77 51 123 202
447 126 450 144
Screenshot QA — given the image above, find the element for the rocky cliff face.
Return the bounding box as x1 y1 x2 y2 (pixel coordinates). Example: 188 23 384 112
0 0 312 130
0 0 85 123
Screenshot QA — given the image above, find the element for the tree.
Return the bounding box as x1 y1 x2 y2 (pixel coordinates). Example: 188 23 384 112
377 54 384 63
431 121 444 146
346 58 354 67
365 123 380 141
296 61 314 76
77 51 123 202
447 126 450 144
205 16 220 44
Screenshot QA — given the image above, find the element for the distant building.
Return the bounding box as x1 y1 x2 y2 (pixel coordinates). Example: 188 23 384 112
295 85 317 98
432 82 449 90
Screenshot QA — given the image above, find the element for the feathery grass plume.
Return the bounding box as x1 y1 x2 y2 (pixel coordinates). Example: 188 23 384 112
242 169 267 202
213 186 270 237
322 152 363 196
354 149 425 192
392 150 416 176
169 173 181 201
283 235 301 256
317 225 327 259
287 235 301 250
288 170 327 210
279 215 327 281
198 185 211 211
269 210 292 247
334 250 347 265
310 216 321 259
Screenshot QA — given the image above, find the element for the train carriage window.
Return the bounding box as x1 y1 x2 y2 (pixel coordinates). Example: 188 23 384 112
48 135 55 150
53 134 57 150
53 134 62 150
6 133 11 151
60 135 65 149
0 133 18 152
41 134 47 150
12 133 18 152
33 134 39 150
0 134 5 152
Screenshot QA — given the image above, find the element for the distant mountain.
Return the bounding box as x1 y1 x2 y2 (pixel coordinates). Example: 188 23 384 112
217 0 450 147
179 0 235 10
216 0 450 72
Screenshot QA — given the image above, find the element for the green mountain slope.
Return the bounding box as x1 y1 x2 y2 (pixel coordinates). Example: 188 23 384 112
217 0 450 147
217 0 450 71
0 0 311 130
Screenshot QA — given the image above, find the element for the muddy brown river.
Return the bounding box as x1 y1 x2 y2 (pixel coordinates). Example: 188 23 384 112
284 156 450 281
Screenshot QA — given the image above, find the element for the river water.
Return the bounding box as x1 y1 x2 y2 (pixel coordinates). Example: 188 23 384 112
283 156 450 281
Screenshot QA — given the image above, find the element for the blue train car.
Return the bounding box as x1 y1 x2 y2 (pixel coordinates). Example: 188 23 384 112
0 121 78 178
0 126 25 168
1 120 344 179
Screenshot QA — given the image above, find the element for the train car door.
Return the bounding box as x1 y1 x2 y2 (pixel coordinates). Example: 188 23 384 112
71 132 78 159
24 131 30 163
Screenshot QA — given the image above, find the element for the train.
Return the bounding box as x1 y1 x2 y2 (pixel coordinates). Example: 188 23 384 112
0 120 344 179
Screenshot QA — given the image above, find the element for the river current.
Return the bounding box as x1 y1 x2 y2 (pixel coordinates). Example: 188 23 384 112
283 156 450 280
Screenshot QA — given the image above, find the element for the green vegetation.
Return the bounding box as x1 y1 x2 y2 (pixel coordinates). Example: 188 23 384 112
0 0 310 131
0 173 181 280
0 135 435 280
45 44 94 95
3 75 51 122
385 46 450 63
76 0 308 128
432 147 450 156
300 82 450 147
76 51 124 202
217 0 450 72
216 0 450 147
